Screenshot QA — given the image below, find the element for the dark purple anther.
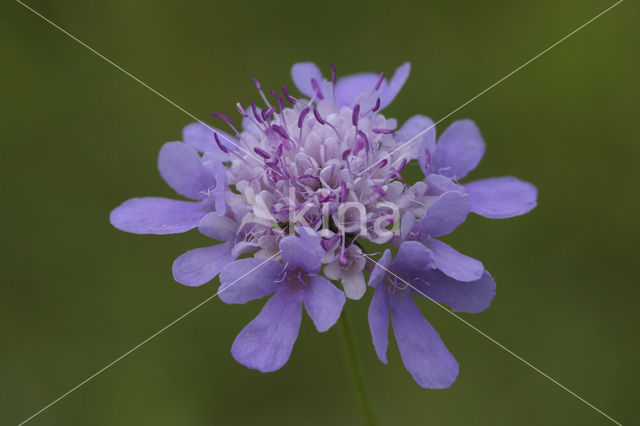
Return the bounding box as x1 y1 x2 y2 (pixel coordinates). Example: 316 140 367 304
308 216 322 227
318 193 335 203
313 108 326 125
398 158 408 172
275 144 284 157
262 106 275 121
214 133 229 153
389 167 403 180
375 72 385 91
269 90 285 110
352 104 360 127
311 78 324 100
376 159 388 168
371 97 381 112
210 111 234 123
321 233 340 251
253 147 270 159
251 77 262 90
424 148 431 168
357 130 370 151
340 181 348 203
236 102 248 117
371 185 386 196
342 149 351 161
271 170 284 183
330 63 337 85
282 85 296 105
354 138 365 155
251 101 264 123
298 107 310 128
372 128 395 134
272 124 289 139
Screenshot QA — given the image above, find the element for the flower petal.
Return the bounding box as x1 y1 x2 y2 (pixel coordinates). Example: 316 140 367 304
218 258 282 304
426 238 484 282
464 176 538 219
368 249 392 288
431 119 485 179
413 269 496 313
335 73 382 107
368 284 390 363
424 174 465 196
158 142 216 200
397 115 436 174
392 241 434 272
279 233 323 273
110 197 209 235
172 243 234 287
380 62 411 109
182 122 237 157
400 211 417 242
230 241 259 257
415 191 470 237
198 212 237 241
342 269 366 300
303 276 346 332
390 292 459 388
291 62 324 98
231 286 304 372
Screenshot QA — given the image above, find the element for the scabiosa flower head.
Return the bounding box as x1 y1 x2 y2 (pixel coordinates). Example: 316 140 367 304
110 61 537 388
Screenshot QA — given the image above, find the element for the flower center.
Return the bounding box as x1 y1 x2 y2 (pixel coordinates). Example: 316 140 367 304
209 69 432 264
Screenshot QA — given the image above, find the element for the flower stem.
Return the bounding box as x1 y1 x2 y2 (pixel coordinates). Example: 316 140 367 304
340 308 378 426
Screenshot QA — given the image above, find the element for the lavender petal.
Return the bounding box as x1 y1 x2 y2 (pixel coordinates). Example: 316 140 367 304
110 197 208 235
172 243 235 287
231 286 304 372
390 291 459 388
431 119 485 179
303 276 346 332
464 176 538 219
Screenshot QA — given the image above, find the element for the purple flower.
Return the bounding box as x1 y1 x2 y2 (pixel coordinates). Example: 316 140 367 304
110 61 537 387
368 242 496 388
219 231 345 372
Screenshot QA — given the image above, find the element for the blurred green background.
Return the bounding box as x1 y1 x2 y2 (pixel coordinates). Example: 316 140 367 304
2 0 638 424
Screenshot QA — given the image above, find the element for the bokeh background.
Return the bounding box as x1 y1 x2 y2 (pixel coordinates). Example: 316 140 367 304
2 0 638 424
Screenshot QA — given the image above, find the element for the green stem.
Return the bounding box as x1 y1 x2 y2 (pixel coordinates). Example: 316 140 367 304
340 309 378 426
